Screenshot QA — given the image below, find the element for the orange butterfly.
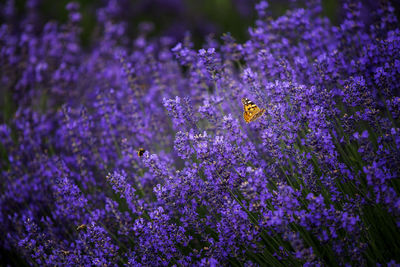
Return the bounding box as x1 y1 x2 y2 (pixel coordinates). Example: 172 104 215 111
241 98 265 123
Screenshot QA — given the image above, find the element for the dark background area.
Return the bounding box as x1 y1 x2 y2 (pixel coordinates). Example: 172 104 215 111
8 0 344 46
4 0 400 48
5 0 400 47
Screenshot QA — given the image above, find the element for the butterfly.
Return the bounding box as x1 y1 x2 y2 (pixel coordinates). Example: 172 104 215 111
137 148 146 157
241 98 266 123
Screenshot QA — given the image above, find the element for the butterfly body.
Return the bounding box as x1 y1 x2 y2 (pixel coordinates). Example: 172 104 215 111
241 98 265 123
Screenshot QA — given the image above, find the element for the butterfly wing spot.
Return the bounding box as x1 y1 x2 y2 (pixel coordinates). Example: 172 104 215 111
241 98 249 106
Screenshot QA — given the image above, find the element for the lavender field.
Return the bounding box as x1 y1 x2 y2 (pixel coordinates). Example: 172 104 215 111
1 0 400 266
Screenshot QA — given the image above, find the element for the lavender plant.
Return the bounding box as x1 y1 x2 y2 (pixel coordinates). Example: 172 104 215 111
1 0 400 266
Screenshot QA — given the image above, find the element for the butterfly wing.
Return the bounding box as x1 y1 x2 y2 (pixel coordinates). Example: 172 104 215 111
243 110 252 123
249 108 265 122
